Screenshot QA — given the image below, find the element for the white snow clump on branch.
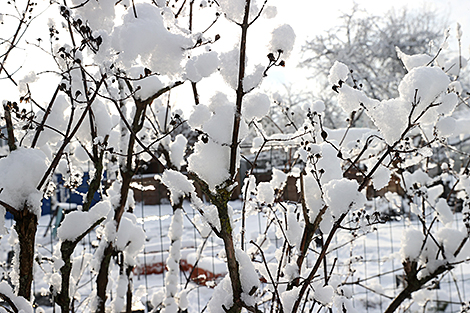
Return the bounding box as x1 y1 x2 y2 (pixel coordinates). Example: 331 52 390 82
111 3 191 75
0 147 48 217
269 24 296 58
158 169 195 205
58 200 112 241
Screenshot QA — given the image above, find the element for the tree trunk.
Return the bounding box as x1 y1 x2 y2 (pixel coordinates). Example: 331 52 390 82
15 207 38 300
96 243 114 313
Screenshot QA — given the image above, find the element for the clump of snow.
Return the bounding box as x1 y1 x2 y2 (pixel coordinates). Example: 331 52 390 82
437 93 458 115
311 100 325 114
218 0 246 22
133 75 164 101
338 84 379 114
32 95 70 148
0 148 48 216
187 94 246 191
70 0 115 32
280 287 300 313
236 248 259 306
185 51 219 82
0 281 33 313
285 206 301 247
242 93 271 121
317 144 342 184
324 178 365 218
442 56 467 76
18 71 38 94
398 67 450 119
402 169 431 191
257 182 275 205
157 169 195 205
434 198 453 226
115 213 146 265
313 283 334 306
400 228 423 261
371 166 391 190
219 48 240 89
162 208 184 312
328 61 349 85
436 116 456 138
111 3 191 75
243 64 265 92
169 134 187 170
207 275 233 312
58 200 111 241
112 274 128 312
270 168 287 191
263 6 277 19
437 227 466 259
188 140 230 191
188 104 211 129
396 47 432 71
269 24 296 58
302 173 324 223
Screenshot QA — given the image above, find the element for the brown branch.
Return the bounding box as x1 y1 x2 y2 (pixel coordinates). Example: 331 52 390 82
31 85 60 148
0 293 19 313
3 103 17 151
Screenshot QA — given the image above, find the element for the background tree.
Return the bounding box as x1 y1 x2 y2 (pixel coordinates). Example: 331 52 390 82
299 6 445 126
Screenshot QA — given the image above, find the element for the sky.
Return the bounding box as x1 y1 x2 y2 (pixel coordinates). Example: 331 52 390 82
265 0 470 91
1 0 470 114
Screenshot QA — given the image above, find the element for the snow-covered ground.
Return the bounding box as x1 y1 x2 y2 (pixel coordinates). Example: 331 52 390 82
1 200 469 312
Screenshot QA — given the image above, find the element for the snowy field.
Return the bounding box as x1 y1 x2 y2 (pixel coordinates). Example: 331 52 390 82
1 200 469 313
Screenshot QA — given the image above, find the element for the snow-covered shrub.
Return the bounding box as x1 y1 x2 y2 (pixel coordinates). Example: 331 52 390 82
0 1 469 313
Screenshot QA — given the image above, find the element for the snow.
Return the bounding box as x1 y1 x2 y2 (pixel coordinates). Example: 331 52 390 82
371 166 391 190
219 48 240 90
328 61 349 85
398 67 450 118
269 24 296 58
0 148 48 216
157 169 195 205
324 178 365 218
133 75 164 101
207 275 233 313
0 281 33 313
256 182 274 205
57 200 111 241
302 173 324 223
270 168 287 191
111 3 191 75
396 47 432 71
316 144 342 184
242 93 271 121
187 93 245 191
188 104 211 129
263 6 277 19
169 134 188 170
185 52 219 83
436 116 456 138
400 228 424 261
236 248 259 306
218 0 246 22
311 100 325 114
187 141 230 191
115 213 146 265
313 283 334 306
